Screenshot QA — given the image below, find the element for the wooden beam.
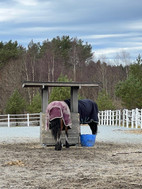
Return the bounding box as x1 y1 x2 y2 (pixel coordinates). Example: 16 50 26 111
71 87 79 113
22 81 99 88
41 87 48 113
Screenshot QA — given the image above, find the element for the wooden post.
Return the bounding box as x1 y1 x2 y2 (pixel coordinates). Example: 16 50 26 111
115 110 117 126
106 110 109 126
104 110 106 125
118 110 121 127
71 87 79 113
110 110 112 126
126 109 129 128
40 87 48 145
41 87 48 113
112 111 114 126
27 113 29 127
103 111 105 125
98 112 100 125
141 109 142 129
131 109 134 128
122 109 125 127
135 108 138 128
8 114 10 128
101 111 103 125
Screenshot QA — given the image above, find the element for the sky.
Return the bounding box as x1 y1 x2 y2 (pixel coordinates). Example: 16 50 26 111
0 0 142 64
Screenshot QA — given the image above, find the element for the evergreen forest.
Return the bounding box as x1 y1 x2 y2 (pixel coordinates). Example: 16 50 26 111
0 36 142 114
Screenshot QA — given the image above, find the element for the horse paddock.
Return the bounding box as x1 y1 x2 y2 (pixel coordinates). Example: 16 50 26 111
0 141 142 189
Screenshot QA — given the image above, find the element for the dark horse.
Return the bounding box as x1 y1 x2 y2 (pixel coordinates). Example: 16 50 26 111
64 99 98 135
46 101 72 150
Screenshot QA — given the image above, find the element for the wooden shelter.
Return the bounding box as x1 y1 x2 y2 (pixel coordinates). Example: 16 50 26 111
22 81 99 145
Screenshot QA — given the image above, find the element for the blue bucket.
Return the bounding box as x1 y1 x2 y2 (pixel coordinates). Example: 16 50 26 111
80 134 96 147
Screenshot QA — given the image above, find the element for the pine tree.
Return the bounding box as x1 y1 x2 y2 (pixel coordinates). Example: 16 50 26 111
96 90 115 110
115 54 142 109
49 74 72 102
27 92 41 113
5 90 26 114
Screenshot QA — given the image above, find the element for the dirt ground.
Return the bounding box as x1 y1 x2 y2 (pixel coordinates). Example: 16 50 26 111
0 141 142 189
124 129 142 134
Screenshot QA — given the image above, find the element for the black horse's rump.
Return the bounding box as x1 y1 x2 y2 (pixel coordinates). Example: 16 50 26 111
64 99 99 134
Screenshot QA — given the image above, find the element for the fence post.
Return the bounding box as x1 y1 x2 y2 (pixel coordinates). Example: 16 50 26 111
27 113 30 127
118 110 121 127
135 108 138 128
98 112 101 125
103 111 105 125
131 109 134 128
109 110 112 125
104 110 106 125
126 109 129 128
8 114 10 127
122 109 125 127
101 111 103 125
115 110 117 126
141 109 142 129
106 110 108 126
112 111 114 126
98 112 100 125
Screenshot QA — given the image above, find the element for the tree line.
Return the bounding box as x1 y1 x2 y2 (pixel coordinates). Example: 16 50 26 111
0 36 141 113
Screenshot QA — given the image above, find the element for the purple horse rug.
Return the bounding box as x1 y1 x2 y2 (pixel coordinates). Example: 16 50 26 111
46 101 72 129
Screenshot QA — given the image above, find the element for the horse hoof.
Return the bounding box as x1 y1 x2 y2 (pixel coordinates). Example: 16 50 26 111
55 146 62 151
55 147 61 151
55 143 62 151
65 141 70 148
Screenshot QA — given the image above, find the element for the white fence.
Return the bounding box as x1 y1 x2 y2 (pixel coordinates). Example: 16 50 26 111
0 113 40 127
99 108 142 129
1 109 142 129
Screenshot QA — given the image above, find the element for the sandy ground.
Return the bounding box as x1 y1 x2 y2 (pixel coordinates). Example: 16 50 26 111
0 140 142 189
0 126 142 189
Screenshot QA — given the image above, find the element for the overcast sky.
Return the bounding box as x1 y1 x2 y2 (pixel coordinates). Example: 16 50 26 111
0 0 142 63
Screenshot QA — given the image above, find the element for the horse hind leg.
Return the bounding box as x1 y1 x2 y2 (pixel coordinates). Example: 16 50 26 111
89 121 98 135
55 132 62 151
65 127 70 148
51 118 62 151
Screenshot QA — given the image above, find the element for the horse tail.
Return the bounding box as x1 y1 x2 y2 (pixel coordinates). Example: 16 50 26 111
49 118 61 140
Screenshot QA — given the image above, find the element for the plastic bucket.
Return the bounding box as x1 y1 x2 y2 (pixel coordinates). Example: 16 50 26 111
80 134 96 147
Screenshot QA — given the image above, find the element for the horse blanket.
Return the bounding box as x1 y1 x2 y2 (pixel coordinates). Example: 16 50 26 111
64 99 99 124
46 101 72 129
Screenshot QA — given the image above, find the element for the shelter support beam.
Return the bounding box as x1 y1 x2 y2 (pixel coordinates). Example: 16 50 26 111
71 87 79 113
41 87 48 113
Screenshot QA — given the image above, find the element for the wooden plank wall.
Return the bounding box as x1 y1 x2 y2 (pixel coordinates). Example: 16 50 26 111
40 113 80 146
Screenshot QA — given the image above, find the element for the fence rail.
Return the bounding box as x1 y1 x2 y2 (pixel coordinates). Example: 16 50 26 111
1 109 142 129
0 113 40 127
99 108 142 129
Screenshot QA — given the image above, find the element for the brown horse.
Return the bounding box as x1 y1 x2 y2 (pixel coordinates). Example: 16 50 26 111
46 101 72 150
49 118 70 150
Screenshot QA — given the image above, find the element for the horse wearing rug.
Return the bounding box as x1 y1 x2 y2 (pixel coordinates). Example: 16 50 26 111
64 99 98 135
46 101 72 150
